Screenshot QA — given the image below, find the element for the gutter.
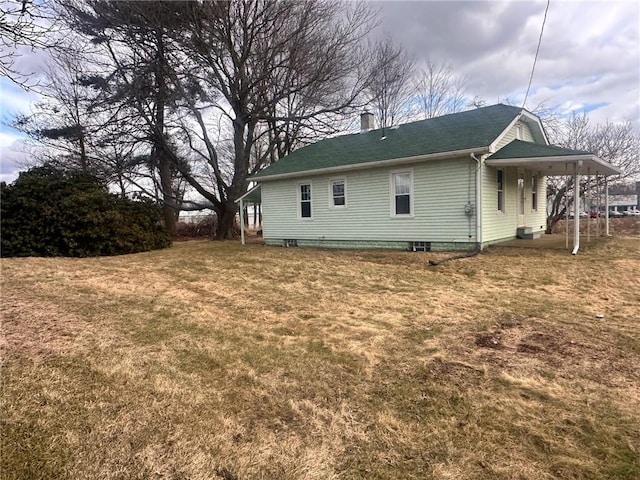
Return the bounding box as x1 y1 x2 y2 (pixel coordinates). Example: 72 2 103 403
252 146 491 182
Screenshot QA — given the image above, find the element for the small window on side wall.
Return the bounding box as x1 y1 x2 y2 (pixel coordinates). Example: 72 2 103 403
331 179 346 208
531 175 538 211
299 183 312 218
392 171 412 216
497 169 505 212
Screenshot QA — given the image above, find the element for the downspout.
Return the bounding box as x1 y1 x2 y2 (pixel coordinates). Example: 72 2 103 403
572 160 583 255
471 153 483 250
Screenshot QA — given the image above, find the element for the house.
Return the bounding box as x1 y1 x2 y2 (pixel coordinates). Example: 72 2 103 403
245 104 621 253
603 182 640 213
600 195 637 214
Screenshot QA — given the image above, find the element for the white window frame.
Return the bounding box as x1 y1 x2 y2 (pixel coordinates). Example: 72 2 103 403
298 182 313 219
390 169 414 218
497 169 505 213
531 175 538 211
329 177 347 209
516 123 524 140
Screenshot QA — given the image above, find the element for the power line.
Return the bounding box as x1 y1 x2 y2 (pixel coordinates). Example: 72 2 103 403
523 0 550 109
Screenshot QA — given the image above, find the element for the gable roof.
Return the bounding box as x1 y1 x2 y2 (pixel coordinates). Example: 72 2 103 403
253 104 527 180
488 139 591 159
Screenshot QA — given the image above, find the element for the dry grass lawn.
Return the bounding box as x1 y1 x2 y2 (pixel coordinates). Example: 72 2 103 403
2 235 640 479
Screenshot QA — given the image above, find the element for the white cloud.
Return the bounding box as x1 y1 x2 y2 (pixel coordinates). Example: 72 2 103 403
376 0 639 129
0 130 21 148
0 138 29 183
0 77 41 118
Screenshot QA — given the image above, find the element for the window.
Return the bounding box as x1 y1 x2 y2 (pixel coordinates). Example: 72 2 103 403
516 123 524 140
531 175 538 211
497 169 505 212
392 171 412 216
330 179 346 208
299 183 312 218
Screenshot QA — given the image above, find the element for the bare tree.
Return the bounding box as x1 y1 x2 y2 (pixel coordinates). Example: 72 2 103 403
366 35 416 128
162 0 377 239
0 0 61 88
56 0 195 236
53 0 378 239
414 60 468 119
11 46 156 198
546 112 640 232
13 53 94 169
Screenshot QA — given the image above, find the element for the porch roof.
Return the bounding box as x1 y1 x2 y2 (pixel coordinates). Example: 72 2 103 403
235 184 262 204
485 140 622 176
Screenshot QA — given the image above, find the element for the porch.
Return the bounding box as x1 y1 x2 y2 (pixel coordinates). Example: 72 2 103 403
485 140 622 254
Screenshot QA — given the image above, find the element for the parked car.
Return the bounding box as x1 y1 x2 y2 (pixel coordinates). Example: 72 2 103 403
568 211 589 218
598 210 622 217
623 210 640 216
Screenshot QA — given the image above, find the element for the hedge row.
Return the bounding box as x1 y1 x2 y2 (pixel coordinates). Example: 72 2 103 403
1 166 171 257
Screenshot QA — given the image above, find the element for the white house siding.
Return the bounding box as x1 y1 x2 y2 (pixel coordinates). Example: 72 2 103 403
261 157 478 249
481 165 547 244
494 121 535 150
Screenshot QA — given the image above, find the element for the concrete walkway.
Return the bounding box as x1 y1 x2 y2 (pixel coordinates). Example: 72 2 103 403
495 234 608 250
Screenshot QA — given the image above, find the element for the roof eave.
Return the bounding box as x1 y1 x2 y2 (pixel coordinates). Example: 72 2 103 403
485 154 622 176
251 146 491 182
234 184 262 204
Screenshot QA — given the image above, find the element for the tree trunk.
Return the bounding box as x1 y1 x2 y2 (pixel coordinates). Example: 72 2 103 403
154 29 177 238
546 215 561 234
215 202 238 240
158 152 177 237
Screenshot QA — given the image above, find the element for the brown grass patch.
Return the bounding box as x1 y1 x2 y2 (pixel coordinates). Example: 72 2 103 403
2 237 640 479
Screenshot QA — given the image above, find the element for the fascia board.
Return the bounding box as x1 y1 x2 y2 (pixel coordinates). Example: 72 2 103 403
252 146 490 182
489 114 521 153
519 110 550 145
489 110 550 153
485 155 622 175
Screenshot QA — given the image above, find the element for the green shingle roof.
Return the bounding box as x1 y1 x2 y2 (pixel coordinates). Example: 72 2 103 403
487 139 591 159
253 104 525 179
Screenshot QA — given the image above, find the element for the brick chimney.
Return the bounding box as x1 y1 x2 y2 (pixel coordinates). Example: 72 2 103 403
360 112 374 132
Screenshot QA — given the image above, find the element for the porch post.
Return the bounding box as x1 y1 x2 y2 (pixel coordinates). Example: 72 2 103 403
605 177 610 236
595 173 600 238
572 161 582 255
565 174 569 249
586 168 591 243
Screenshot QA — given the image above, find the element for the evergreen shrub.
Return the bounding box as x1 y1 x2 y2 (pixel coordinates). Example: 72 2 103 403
1 165 171 257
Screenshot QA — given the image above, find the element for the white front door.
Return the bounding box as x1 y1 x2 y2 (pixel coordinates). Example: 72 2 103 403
517 169 526 227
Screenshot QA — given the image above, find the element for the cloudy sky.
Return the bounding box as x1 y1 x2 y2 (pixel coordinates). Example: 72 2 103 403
376 0 639 124
1 0 639 183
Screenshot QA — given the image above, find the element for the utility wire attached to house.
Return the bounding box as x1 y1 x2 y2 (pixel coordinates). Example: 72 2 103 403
523 0 550 109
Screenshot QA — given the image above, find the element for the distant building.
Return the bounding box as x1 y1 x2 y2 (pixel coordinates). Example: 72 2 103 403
596 181 640 213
